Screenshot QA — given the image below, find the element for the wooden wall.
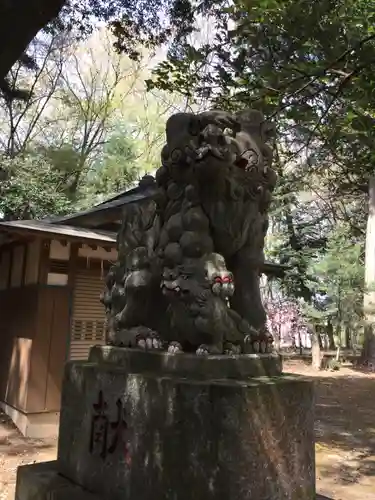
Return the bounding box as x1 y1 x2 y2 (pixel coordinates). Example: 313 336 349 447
0 287 38 411
0 235 114 414
0 285 70 413
26 286 70 412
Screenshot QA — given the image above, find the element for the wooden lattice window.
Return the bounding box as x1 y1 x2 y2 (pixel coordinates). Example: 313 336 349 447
71 320 105 341
49 259 69 274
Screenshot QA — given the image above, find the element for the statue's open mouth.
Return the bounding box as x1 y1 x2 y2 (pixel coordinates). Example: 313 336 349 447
236 161 253 172
235 149 259 172
194 144 228 163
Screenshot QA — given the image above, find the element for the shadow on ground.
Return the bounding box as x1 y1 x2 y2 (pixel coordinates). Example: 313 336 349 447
285 360 375 499
315 375 375 483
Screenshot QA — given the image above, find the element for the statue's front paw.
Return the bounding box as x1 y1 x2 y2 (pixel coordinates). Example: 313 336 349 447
259 331 274 353
136 330 163 350
167 341 183 354
244 334 260 354
223 342 242 355
196 344 222 355
244 333 274 354
196 344 210 356
111 326 163 350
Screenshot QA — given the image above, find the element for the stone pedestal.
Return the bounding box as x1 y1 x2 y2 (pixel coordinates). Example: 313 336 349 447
15 346 316 500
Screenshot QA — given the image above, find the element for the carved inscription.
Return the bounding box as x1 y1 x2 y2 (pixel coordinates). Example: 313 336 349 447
89 390 130 463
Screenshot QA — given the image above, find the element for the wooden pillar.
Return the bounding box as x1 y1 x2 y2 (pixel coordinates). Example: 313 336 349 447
38 239 51 284
68 243 79 287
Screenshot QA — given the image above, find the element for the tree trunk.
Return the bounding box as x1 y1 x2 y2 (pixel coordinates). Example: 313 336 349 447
335 345 341 362
345 325 351 349
362 175 375 363
0 0 65 81
317 327 323 349
274 325 280 352
311 328 321 370
298 330 303 355
327 319 336 350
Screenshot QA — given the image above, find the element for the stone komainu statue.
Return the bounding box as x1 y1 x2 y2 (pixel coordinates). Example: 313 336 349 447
100 109 277 355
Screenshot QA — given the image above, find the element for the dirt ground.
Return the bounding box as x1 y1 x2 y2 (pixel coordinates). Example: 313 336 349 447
0 414 57 500
285 360 375 500
1 360 375 500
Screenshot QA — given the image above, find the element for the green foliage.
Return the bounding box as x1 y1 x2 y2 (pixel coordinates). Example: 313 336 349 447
31 144 85 198
0 154 74 219
305 223 364 329
0 28 186 217
38 145 82 175
82 127 140 204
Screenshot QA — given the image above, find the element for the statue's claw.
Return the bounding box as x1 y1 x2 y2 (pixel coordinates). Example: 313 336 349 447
136 330 163 350
260 340 267 353
252 340 260 353
111 326 162 350
196 344 210 356
244 331 274 354
137 338 147 349
196 344 222 355
168 341 183 354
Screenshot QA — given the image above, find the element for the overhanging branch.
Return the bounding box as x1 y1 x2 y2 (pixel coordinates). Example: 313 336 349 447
0 0 65 82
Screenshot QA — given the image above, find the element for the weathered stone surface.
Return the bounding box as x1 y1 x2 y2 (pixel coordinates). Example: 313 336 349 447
88 345 282 379
57 358 315 500
15 461 329 500
15 461 101 500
